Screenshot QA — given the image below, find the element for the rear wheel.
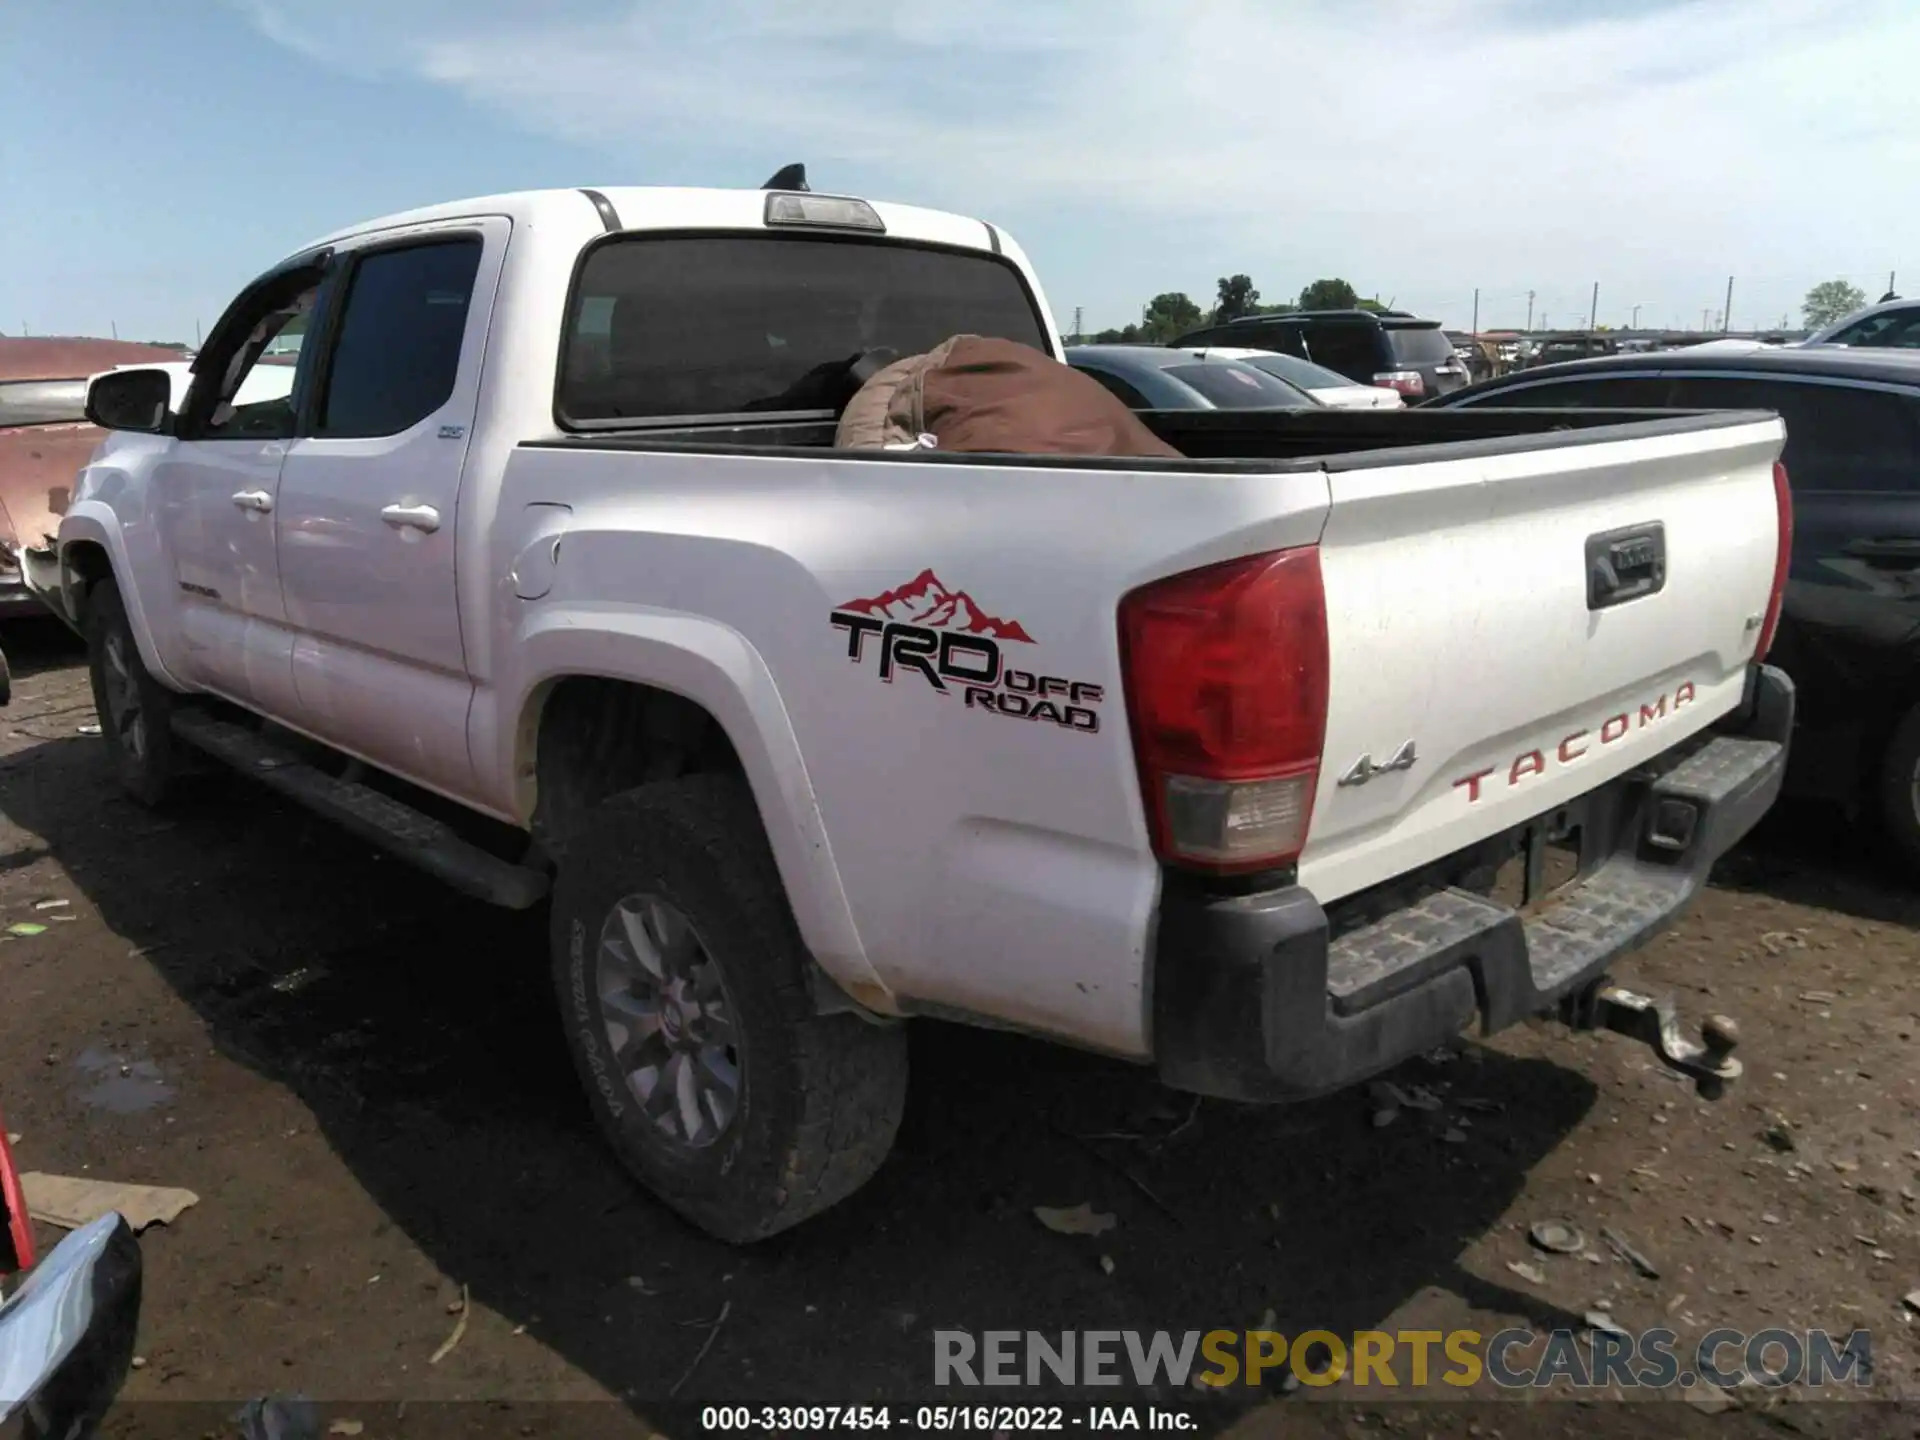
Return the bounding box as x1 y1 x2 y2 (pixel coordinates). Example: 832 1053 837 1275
550 773 908 1242
84 579 178 808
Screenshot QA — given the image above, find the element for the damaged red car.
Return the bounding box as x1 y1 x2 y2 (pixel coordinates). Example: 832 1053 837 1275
0 338 184 613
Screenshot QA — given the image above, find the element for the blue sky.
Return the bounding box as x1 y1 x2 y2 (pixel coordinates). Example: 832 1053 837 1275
4 0 1916 342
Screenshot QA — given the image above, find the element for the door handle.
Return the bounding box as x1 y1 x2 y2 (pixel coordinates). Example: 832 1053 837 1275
231 489 274 514
1844 537 1920 566
381 503 442 534
1586 521 1667 610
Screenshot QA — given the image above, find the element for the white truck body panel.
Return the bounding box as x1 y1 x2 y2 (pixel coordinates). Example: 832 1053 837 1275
489 445 1331 1050
1303 419 1782 903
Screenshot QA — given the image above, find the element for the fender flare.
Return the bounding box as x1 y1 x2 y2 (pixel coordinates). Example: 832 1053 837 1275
52 505 188 691
504 607 889 1009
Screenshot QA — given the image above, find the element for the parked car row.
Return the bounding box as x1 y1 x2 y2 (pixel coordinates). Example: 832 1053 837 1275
1065 344 1323 410
1063 305 1920 890
1065 343 1406 412
1195 347 1406 408
1431 344 1920 874
1174 308 1472 400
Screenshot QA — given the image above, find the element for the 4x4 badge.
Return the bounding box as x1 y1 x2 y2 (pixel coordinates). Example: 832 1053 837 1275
1338 740 1417 787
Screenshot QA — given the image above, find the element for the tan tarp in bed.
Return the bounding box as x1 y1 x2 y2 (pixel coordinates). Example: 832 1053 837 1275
837 335 1183 459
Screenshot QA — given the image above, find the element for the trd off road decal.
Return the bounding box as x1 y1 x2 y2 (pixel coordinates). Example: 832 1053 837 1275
829 569 1105 734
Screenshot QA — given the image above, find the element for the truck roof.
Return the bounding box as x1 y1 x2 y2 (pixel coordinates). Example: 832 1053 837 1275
299 185 1012 261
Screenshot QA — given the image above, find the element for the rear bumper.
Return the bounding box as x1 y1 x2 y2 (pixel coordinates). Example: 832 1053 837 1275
1152 663 1794 1101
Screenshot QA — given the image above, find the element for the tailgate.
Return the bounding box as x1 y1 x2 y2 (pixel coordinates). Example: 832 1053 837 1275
1299 416 1784 904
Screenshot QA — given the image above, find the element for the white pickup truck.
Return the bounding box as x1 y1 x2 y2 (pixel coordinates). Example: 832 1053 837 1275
36 171 1795 1243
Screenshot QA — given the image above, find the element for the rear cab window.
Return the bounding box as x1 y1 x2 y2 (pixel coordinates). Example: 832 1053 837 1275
0 379 90 428
1453 375 1673 409
1300 323 1383 378
557 234 1050 424
1165 363 1311 408
1384 325 1457 366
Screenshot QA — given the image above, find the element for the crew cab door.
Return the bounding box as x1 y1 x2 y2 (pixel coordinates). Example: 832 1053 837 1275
272 219 506 799
154 258 329 714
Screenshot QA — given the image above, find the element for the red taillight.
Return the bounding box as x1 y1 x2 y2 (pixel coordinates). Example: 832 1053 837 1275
1118 547 1330 873
1755 459 1793 661
1372 370 1427 397
0 1120 30 1274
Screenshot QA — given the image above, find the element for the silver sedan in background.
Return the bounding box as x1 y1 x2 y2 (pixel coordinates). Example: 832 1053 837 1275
1064 344 1324 409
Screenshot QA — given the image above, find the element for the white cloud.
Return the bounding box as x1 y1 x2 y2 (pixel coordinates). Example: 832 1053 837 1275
233 0 1920 329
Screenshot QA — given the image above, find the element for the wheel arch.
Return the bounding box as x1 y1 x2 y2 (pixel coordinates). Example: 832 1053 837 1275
504 614 887 1008
55 508 183 688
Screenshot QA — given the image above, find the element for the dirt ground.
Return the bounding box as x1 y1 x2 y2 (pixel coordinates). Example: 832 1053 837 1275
1 619 1917 1440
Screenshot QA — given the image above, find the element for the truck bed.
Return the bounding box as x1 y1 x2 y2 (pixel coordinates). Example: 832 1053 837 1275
526 405 1772 470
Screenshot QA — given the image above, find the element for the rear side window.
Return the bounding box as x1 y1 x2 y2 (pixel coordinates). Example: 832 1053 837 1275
1075 366 1152 409
1829 311 1920 348
1300 324 1383 379
1208 323 1308 358
316 239 482 439
0 379 89 427
1665 377 1920 492
1385 327 1457 365
1240 353 1351 390
1165 363 1312 408
559 235 1050 423
1454 375 1673 408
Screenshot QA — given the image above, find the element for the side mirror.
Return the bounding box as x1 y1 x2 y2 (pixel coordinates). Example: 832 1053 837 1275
85 368 174 435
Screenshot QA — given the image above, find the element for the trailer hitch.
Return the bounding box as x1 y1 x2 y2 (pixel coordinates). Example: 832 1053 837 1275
1564 981 1742 1100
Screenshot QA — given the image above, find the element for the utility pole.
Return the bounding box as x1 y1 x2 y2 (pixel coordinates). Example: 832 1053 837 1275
1700 307 1710 332
1471 288 1479 335
1632 304 1642 329
1589 282 1599 331
195 319 203 346
111 320 119 340
1071 306 1083 343
1526 290 1535 331
1723 276 1734 334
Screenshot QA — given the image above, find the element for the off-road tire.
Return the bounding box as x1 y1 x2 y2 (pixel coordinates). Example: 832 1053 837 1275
550 773 908 1242
1877 701 1920 881
84 579 178 808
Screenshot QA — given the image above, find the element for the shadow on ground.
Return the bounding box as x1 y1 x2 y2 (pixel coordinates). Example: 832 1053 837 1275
2 711 1611 1432
1711 795 1920 928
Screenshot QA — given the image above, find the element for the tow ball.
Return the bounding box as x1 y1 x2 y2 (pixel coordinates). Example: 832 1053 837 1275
1563 981 1742 1100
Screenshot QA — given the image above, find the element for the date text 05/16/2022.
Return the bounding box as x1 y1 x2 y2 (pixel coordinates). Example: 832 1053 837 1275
698 1405 1194 1432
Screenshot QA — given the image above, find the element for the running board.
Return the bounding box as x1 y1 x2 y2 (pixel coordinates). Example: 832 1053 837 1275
170 711 550 910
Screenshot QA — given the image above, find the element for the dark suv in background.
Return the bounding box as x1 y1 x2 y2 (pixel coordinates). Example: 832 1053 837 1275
1174 309 1470 401
1434 346 1920 875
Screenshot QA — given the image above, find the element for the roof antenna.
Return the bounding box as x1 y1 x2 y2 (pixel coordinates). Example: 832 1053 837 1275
762 163 809 192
